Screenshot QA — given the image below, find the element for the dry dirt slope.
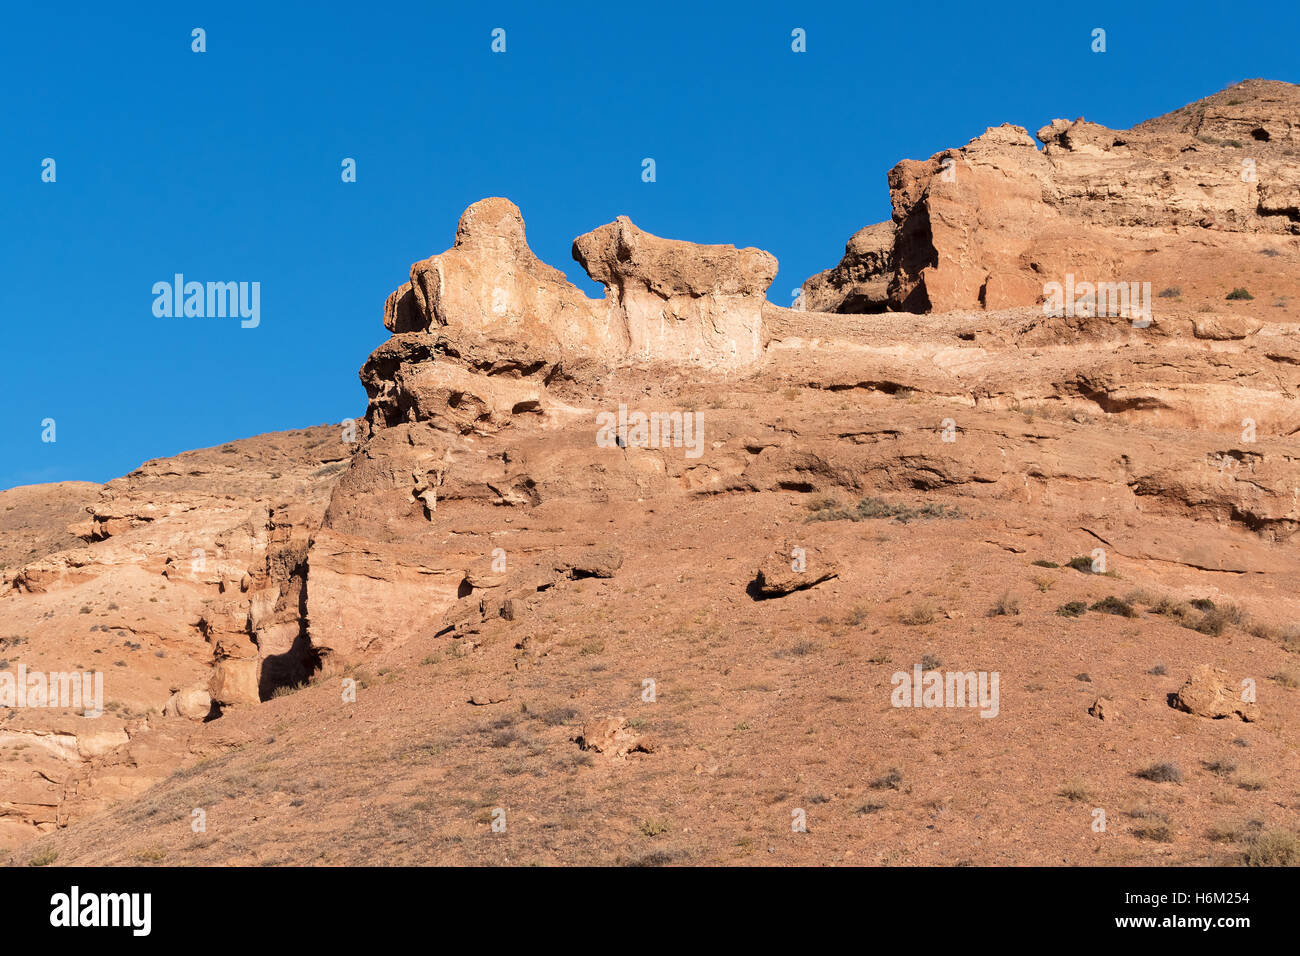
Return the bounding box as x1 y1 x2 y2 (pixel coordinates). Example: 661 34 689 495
6 364 1300 865
7 489 1300 866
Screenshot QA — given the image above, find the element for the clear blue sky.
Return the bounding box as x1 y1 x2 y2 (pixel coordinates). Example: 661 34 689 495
3 0 1295 489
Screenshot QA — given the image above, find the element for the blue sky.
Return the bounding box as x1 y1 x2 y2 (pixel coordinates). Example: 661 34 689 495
3 0 1296 489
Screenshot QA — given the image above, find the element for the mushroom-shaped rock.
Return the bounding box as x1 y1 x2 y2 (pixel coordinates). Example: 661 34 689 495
573 215 777 369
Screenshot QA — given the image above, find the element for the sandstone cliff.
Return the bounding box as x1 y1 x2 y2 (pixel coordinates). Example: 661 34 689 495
804 79 1300 316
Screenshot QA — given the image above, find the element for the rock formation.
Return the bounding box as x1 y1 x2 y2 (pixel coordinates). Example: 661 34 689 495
804 79 1300 315
573 215 777 368
2 81 1299 866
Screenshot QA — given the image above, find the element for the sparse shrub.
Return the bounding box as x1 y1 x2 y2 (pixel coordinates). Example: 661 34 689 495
900 603 937 626
775 640 818 658
869 768 903 791
1283 626 1300 654
844 605 870 627
1271 670 1299 689
1206 823 1245 843
1134 824 1175 843
538 706 578 726
639 818 670 837
988 593 1020 617
1056 601 1087 618
1204 758 1237 777
1244 829 1300 866
1128 805 1170 822
1136 762 1184 784
1090 596 1137 618
28 849 57 867
1033 576 1054 593
1151 597 1192 621
1148 662 1167 676
1226 287 1254 301
1058 781 1092 802
1194 604 1245 636
1157 286 1182 298
806 496 961 524
920 653 941 671
1260 248 1282 257
1031 559 1059 569
1066 556 1095 573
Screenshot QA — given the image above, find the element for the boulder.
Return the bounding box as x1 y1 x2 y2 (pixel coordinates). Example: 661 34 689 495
163 687 213 721
1171 665 1259 721
752 540 841 596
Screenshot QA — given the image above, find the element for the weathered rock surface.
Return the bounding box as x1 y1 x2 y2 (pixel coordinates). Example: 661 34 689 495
752 540 842 596
3 84 1300 865
1172 665 1260 721
800 221 894 314
574 215 777 368
806 79 1300 316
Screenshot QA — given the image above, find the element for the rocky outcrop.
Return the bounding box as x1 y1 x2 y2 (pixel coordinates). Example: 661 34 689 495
573 215 777 368
363 199 778 436
799 221 894 314
807 79 1300 314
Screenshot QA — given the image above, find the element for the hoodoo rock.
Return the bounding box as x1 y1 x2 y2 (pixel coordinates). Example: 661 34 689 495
573 215 778 368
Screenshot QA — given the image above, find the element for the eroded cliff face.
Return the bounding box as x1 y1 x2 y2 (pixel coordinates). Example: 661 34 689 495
804 79 1300 315
3 84 1300 861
